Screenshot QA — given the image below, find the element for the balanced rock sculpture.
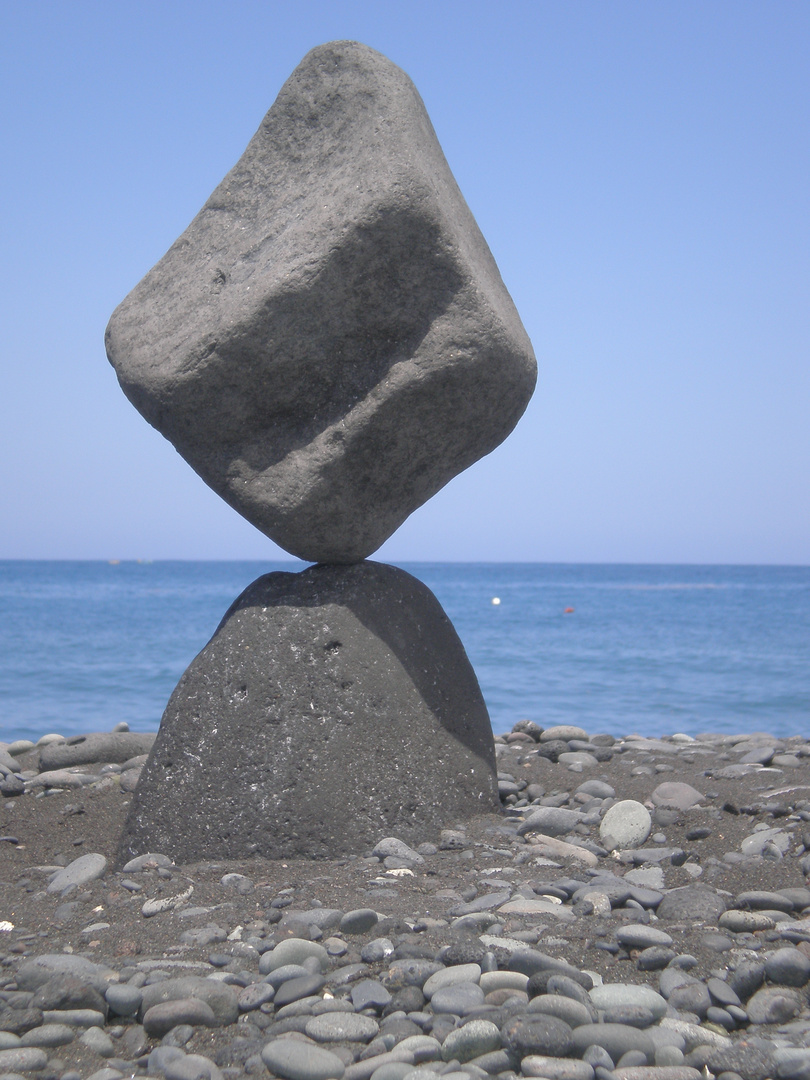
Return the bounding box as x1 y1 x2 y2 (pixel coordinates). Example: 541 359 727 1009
117 563 499 862
105 41 536 564
108 41 535 861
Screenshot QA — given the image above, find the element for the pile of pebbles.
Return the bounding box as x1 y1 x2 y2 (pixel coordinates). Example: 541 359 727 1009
1 722 810 1080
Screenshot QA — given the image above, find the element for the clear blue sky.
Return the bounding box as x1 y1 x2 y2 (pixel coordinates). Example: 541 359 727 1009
2 1 808 563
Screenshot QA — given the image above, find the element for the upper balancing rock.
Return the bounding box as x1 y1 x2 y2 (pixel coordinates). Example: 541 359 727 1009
105 41 536 563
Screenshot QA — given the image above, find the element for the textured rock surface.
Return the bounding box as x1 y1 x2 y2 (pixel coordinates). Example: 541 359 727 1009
105 41 536 564
117 562 498 863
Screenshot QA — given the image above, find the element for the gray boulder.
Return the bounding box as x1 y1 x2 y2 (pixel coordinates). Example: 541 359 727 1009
105 41 535 564
117 561 498 863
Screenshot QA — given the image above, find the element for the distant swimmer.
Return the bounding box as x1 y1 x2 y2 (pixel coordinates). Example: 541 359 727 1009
564 607 574 614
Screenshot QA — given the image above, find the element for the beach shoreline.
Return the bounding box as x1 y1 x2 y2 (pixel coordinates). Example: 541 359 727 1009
1 722 809 1080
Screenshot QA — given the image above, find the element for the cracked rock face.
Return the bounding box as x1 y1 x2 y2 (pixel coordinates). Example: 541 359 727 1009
105 40 536 563
116 561 499 863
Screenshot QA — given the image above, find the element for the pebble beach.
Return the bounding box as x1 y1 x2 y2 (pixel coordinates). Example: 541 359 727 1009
2 722 810 1080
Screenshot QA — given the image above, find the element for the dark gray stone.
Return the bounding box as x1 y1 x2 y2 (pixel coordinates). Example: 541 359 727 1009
31 976 107 1016
117 562 498 862
655 886 727 923
686 1045 774 1080
763 947 810 986
746 985 801 1024
138 977 238 1027
142 997 217 1037
569 1025 654 1063
39 732 156 769
501 1014 574 1059
106 41 536 565
729 962 765 1001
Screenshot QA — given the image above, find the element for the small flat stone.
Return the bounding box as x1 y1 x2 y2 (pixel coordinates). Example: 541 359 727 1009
78 1025 115 1056
350 980 392 1012
440 1019 501 1063
590 984 667 1020
650 783 704 810
340 909 379 935
773 1048 810 1080
46 853 108 893
262 1037 346 1080
540 726 588 742
259 940 329 974
143 997 217 1037
615 926 673 950
527 994 593 1028
570 1024 654 1062
237 982 276 1012
614 1069 701 1080
656 886 727 923
517 807 584 837
746 985 801 1024
423 964 480 998
18 1022 75 1047
719 910 776 933
735 890 794 912
501 1014 574 1058
429 982 486 1015
41 1008 105 1028
497 897 574 920
39 732 155 769
740 828 790 857
0 1047 49 1072
274 974 327 1007
763 947 810 986
686 1044 774 1080
306 1013 380 1043
523 1058 594 1080
602 1005 657 1030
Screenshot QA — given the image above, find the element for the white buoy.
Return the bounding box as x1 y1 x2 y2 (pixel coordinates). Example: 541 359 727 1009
491 597 501 605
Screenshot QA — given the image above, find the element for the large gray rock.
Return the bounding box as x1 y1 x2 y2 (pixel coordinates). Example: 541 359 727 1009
117 561 498 863
105 41 536 564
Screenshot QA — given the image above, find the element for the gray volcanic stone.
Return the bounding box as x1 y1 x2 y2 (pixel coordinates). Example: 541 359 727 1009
517 807 583 837
262 1038 346 1080
306 1013 380 1043
46 853 107 894
763 947 810 986
0 1048 49 1073
650 782 704 810
15 955 113 993
441 1019 501 1063
599 801 652 849
655 886 727 923
138 977 238 1026
570 1025 654 1063
105 41 536 565
39 731 155 769
142 998 217 1037
501 1014 574 1059
746 986 801 1024
117 562 497 863
686 1045 774 1080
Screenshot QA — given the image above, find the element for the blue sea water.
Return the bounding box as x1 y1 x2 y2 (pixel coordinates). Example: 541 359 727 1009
0 561 807 744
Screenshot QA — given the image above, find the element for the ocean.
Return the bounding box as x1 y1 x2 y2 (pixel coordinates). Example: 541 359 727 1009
0 561 807 744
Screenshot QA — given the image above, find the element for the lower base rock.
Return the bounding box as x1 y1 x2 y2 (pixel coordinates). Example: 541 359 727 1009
117 561 499 863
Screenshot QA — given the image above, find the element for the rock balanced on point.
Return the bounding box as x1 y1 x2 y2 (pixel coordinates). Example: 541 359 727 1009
105 41 536 564
107 41 535 860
